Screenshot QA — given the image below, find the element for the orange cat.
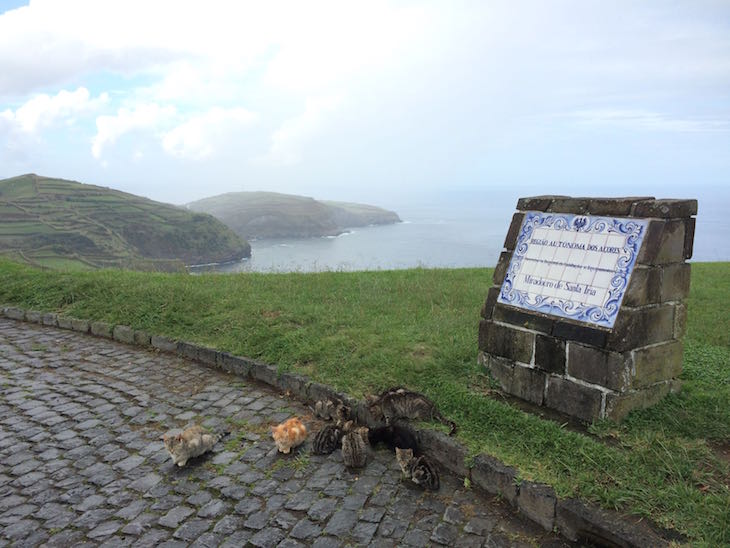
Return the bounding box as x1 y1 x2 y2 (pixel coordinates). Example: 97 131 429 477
271 417 307 454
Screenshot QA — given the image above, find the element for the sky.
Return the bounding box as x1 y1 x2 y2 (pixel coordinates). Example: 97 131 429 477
0 0 728 208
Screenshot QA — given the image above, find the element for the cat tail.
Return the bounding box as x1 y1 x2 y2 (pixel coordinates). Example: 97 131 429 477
215 430 231 442
434 411 457 436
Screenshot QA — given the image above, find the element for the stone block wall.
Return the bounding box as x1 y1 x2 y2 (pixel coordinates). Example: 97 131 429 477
479 196 696 421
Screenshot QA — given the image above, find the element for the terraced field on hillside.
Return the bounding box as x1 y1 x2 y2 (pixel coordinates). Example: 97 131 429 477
0 174 250 271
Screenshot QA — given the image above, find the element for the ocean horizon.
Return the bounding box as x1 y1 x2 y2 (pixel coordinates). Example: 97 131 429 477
199 191 730 274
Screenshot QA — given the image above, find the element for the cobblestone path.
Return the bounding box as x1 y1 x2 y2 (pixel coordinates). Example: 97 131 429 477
0 318 571 547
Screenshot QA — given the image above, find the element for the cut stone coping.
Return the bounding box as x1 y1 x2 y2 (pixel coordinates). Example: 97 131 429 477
1 304 680 547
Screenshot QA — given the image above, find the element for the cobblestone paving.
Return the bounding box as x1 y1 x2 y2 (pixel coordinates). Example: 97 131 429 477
0 318 572 547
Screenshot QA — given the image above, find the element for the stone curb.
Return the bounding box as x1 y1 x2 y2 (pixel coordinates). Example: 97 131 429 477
1 305 677 547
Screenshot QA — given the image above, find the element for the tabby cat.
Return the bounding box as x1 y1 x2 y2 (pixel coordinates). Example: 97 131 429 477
395 447 440 490
271 417 308 454
367 386 457 435
162 424 227 467
312 423 342 455
341 426 369 468
368 424 420 453
313 398 350 424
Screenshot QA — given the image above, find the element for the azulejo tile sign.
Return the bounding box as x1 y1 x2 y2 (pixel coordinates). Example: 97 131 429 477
480 195 696 422
498 212 647 329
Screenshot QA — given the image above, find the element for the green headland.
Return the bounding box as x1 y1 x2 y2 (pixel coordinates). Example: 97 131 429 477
0 174 251 271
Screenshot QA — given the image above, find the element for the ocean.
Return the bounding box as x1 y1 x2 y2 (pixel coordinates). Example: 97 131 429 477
203 192 730 273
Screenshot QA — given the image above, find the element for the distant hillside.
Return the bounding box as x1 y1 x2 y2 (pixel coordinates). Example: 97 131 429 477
186 191 401 239
0 174 251 271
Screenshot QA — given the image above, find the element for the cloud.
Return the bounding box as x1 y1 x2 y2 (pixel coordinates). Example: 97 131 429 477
162 107 258 160
0 87 107 133
92 103 176 159
261 95 343 165
567 109 730 133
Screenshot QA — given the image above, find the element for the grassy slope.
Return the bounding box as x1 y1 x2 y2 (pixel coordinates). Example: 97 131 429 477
0 174 250 270
0 260 727 543
187 191 400 239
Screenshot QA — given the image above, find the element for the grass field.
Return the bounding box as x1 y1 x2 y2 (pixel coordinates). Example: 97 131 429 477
0 259 727 544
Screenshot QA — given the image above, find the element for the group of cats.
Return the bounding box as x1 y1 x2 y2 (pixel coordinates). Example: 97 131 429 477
164 386 454 491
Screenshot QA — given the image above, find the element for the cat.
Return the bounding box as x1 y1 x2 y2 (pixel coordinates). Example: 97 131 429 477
368 424 420 454
162 424 227 467
312 423 342 455
313 398 350 424
395 447 440 490
271 417 308 454
341 426 369 468
367 386 457 435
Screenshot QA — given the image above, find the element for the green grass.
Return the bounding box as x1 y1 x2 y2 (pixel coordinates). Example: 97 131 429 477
0 258 727 543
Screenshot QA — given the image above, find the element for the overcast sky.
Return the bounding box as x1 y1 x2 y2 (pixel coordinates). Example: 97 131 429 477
0 0 728 207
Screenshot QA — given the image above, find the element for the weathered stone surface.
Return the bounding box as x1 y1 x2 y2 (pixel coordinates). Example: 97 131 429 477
70 318 90 333
674 303 688 339
492 252 512 286
133 330 151 347
56 315 73 329
276 372 308 400
534 335 565 374
556 497 671 546
684 217 696 259
547 197 589 214
545 377 603 422
552 321 607 348
478 320 534 363
639 219 686 265
251 361 278 386
178 341 200 361
586 197 653 217
25 310 42 323
660 263 691 302
90 321 113 338
633 340 683 388
218 352 253 378
604 380 681 422
41 312 59 327
503 212 525 251
492 304 554 334
607 305 675 352
417 429 468 478
631 198 697 219
623 266 662 307
3 306 25 320
481 286 500 320
516 195 564 212
511 364 546 405
482 353 513 393
471 454 519 505
112 325 134 344
567 343 631 392
151 335 178 353
518 482 556 531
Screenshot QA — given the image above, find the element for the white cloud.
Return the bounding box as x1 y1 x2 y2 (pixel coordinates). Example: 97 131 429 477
567 109 730 133
92 103 176 159
260 96 343 166
0 87 107 133
162 107 258 160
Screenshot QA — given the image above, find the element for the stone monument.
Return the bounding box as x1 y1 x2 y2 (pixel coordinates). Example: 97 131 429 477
479 196 696 421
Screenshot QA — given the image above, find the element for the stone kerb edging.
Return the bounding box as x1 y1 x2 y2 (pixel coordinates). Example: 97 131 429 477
1 305 675 547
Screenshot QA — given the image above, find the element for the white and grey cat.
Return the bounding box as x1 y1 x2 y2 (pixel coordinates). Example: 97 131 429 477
395 447 440 490
162 425 227 467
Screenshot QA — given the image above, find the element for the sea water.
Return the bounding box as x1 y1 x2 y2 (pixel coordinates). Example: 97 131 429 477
203 190 730 273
